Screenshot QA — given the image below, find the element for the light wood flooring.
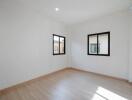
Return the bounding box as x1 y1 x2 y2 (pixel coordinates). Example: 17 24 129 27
0 68 132 100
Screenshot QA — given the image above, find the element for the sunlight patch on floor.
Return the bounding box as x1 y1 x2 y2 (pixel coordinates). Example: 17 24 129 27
92 93 107 100
92 87 128 100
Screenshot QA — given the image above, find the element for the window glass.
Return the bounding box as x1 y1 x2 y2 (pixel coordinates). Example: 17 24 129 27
98 34 108 54
88 32 110 56
53 34 66 55
60 37 65 54
54 36 59 54
89 35 97 54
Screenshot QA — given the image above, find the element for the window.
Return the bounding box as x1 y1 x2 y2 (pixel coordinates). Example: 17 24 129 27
53 34 66 55
87 32 110 56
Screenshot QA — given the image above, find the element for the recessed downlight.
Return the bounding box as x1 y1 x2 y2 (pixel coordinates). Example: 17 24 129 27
55 8 60 12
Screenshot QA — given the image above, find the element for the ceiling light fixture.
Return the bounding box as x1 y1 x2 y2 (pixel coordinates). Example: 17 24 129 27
55 8 60 12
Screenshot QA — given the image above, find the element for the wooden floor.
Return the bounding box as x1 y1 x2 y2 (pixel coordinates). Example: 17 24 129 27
0 68 132 100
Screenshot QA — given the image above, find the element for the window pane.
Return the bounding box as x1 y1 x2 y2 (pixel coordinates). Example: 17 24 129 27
98 34 108 54
60 37 65 53
54 36 59 54
89 35 97 54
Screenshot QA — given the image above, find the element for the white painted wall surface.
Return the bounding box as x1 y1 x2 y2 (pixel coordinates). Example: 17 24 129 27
0 0 131 90
69 11 130 80
129 10 132 82
0 1 68 90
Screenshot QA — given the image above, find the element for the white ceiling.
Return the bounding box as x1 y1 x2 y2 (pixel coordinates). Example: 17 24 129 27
2 0 132 24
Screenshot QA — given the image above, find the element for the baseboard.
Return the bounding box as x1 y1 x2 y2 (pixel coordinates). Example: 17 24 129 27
0 67 131 95
0 67 68 95
71 67 129 81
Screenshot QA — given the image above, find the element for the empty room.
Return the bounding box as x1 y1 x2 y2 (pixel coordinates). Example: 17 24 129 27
0 0 132 100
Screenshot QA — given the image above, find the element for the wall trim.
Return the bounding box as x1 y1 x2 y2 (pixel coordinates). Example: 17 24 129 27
71 67 132 85
0 67 68 95
71 67 128 81
0 67 131 96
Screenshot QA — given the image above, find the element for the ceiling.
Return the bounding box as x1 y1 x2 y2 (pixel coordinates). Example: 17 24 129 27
1 0 132 24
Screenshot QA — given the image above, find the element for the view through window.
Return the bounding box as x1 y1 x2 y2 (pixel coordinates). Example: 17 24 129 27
53 34 65 55
88 32 110 56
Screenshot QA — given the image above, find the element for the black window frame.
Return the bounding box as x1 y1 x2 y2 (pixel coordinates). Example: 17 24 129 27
87 31 110 56
53 34 66 55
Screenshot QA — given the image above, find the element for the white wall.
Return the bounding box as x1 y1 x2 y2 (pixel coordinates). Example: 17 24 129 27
68 11 130 80
0 1 68 90
129 10 132 82
0 0 131 90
